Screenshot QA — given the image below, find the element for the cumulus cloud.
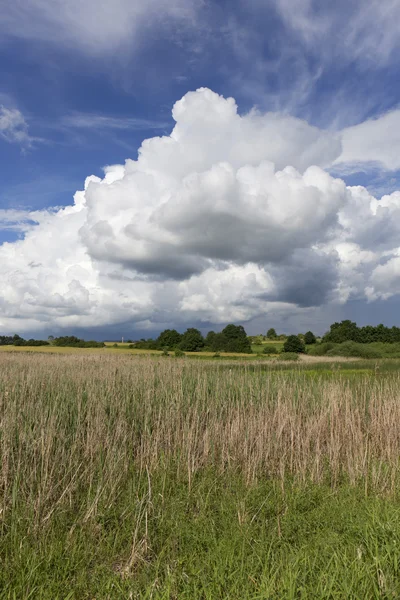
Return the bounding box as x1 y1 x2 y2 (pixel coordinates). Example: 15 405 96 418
1 87 400 334
336 109 400 172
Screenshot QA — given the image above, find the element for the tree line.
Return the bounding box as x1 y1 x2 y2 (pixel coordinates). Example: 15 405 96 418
323 321 400 344
1 320 399 353
0 335 104 348
135 324 252 353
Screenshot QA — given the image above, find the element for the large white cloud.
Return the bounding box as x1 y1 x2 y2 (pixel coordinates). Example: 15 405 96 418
1 88 400 334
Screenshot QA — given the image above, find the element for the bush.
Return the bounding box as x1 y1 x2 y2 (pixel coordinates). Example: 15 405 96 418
283 335 305 353
174 348 185 357
263 345 277 354
304 331 317 345
156 329 182 350
279 352 299 361
179 328 204 352
326 341 382 359
307 342 336 356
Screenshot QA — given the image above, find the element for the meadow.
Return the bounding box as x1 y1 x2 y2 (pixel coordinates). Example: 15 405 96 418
2 352 400 598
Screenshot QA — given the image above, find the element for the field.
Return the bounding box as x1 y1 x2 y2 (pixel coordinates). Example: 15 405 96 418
0 344 276 359
2 353 400 598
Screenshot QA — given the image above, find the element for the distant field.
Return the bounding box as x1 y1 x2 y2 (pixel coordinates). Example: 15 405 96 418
0 345 266 359
251 340 284 353
2 352 400 598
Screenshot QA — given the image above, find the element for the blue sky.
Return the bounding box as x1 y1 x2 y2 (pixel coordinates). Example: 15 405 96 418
1 0 400 339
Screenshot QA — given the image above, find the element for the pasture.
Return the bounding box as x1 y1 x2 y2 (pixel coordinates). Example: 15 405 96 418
2 352 400 598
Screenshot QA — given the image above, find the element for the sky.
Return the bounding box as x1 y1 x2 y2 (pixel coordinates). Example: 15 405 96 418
1 0 400 340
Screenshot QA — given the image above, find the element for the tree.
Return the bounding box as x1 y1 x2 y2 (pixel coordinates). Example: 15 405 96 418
179 328 204 352
221 324 252 353
304 331 316 345
267 328 277 339
323 320 360 343
283 335 305 353
156 329 182 350
209 332 227 352
205 331 217 348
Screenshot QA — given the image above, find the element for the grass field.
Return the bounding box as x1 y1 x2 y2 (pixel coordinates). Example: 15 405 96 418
2 353 400 598
0 344 275 359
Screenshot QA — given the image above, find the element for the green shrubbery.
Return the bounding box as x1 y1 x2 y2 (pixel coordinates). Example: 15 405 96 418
53 336 105 348
262 345 277 354
283 335 305 354
309 341 383 358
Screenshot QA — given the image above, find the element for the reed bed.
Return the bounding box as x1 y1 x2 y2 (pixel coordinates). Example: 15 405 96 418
2 353 400 598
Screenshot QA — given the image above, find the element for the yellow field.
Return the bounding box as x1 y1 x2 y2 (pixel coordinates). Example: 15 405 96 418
0 345 258 358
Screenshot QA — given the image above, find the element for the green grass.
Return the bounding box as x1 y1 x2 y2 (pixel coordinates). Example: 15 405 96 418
3 471 400 599
2 353 400 598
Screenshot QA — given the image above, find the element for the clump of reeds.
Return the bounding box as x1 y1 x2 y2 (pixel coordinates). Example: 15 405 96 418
1 353 400 531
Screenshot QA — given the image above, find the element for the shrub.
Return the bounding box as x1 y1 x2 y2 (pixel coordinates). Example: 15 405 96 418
307 342 336 356
304 331 317 345
174 348 185 357
179 328 205 352
156 329 182 350
326 341 382 359
283 335 305 353
263 345 277 354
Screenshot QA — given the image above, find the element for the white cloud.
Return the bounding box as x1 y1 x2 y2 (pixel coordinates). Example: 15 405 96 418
335 109 400 172
1 88 400 334
2 0 200 57
62 113 170 132
273 0 400 67
0 106 34 147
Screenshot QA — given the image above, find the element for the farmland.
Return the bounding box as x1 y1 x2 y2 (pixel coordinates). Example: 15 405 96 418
2 352 400 598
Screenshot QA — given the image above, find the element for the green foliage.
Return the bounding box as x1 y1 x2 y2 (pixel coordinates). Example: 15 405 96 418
205 330 217 348
174 348 185 357
13 338 50 347
326 341 383 359
205 325 252 354
304 331 317 344
220 324 252 353
324 320 400 344
134 339 158 350
262 345 277 354
308 342 336 356
267 327 277 339
179 328 204 352
279 352 299 361
53 336 105 348
156 329 182 350
0 334 49 347
309 341 385 359
283 335 305 353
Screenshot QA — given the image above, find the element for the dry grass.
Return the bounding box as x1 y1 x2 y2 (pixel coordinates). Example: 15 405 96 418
2 352 400 597
1 352 400 526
